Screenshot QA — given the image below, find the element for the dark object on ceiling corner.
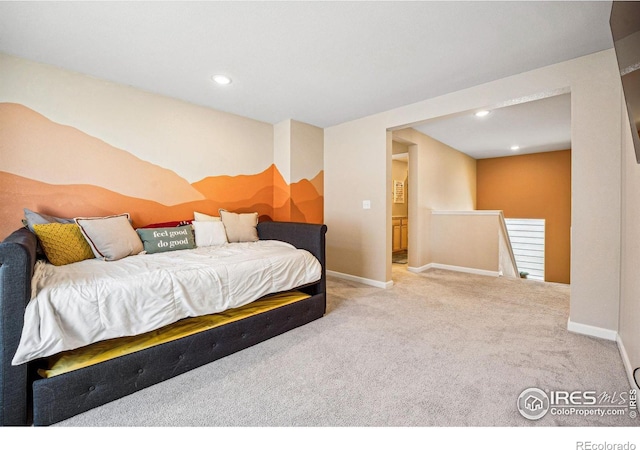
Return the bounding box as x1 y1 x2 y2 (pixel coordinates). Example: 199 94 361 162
610 0 640 163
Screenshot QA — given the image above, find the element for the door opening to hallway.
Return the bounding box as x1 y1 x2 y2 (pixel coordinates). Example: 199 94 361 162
392 141 409 266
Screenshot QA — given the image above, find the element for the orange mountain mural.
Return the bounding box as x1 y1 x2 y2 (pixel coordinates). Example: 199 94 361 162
0 103 323 241
0 168 323 241
0 103 205 205
190 164 323 224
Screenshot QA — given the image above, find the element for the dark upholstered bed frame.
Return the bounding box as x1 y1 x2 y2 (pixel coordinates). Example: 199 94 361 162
0 221 327 426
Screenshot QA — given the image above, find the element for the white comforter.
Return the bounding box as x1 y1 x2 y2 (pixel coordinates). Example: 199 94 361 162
12 240 321 365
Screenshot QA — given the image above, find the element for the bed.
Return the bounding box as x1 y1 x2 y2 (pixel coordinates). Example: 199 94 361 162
0 220 327 426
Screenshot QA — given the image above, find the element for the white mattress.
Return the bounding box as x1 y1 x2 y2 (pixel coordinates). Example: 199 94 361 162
12 240 321 365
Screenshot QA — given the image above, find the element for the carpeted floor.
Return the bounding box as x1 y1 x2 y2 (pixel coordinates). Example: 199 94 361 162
54 266 637 427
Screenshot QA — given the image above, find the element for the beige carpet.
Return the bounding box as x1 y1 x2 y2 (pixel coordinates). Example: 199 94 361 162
54 266 637 427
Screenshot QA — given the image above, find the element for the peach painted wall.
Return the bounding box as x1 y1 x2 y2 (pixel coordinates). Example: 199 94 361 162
0 53 323 240
476 149 571 284
392 127 476 271
273 119 324 223
431 212 499 272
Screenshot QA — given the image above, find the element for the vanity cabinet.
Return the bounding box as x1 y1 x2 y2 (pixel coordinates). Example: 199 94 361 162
392 216 408 252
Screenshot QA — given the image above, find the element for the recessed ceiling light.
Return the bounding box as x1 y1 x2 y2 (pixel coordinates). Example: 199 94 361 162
510 145 520 151
475 110 490 117
212 75 232 85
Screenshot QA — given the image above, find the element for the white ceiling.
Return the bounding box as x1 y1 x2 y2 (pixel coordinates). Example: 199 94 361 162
412 93 572 159
0 1 615 158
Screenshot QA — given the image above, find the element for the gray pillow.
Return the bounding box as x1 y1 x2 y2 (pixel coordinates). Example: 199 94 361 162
23 208 74 232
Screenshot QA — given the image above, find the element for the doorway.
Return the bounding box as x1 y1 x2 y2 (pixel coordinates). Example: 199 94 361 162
386 93 571 284
391 140 409 265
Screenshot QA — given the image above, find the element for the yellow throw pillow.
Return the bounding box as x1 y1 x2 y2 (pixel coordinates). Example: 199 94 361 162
33 223 95 266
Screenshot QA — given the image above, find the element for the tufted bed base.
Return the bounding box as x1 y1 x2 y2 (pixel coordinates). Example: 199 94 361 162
0 221 327 426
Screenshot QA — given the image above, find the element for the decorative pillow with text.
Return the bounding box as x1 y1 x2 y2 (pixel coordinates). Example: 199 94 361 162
136 225 196 254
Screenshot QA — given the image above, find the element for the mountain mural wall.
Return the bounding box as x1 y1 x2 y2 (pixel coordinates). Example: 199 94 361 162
0 103 323 240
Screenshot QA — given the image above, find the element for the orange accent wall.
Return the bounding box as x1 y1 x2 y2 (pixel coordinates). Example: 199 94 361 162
476 150 571 284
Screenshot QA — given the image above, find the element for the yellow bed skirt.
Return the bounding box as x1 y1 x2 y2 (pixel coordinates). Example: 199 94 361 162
39 290 311 378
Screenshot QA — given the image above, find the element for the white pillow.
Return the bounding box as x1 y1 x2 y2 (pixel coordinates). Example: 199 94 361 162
193 221 228 247
75 213 143 261
219 210 259 243
193 211 221 222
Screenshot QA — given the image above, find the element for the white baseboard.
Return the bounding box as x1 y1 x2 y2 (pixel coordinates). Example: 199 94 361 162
616 334 639 390
326 270 393 289
567 318 618 341
407 263 432 273
408 262 499 278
